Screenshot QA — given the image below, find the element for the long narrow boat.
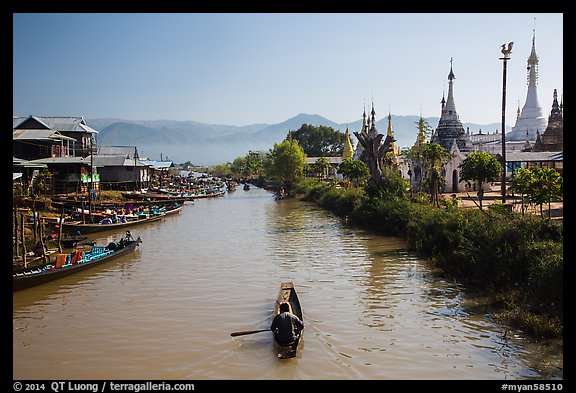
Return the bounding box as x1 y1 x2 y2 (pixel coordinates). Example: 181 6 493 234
272 282 304 359
45 233 89 248
13 231 142 292
122 188 225 202
58 205 182 234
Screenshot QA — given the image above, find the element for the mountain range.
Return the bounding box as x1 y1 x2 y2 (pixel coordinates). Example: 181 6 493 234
89 113 510 166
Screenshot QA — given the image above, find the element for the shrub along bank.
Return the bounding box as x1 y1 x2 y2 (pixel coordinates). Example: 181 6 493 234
294 178 563 339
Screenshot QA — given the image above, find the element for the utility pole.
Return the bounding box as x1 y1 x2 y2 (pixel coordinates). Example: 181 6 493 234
499 42 513 204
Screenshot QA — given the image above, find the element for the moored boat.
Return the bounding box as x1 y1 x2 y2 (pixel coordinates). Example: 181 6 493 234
45 232 89 248
13 231 142 292
272 282 304 359
57 204 182 233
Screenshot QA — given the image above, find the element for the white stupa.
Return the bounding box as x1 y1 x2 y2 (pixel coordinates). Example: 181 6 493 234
507 27 547 141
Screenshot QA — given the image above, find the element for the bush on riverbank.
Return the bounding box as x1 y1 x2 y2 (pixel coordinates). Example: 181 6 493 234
294 178 563 338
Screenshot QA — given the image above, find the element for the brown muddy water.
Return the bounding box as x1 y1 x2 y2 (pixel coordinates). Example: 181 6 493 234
13 186 563 380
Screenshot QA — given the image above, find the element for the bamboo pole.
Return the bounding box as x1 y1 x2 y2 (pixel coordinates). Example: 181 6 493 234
13 207 19 258
31 203 38 243
57 210 64 254
38 217 48 264
20 213 27 268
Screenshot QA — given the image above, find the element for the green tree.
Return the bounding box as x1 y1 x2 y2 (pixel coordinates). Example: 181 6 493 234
311 157 331 179
511 167 563 219
230 156 246 178
420 143 451 207
242 150 265 180
337 157 369 186
209 163 232 178
269 139 307 191
459 151 502 210
287 124 345 157
415 116 433 144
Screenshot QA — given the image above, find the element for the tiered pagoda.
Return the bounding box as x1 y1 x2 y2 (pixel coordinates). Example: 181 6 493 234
532 89 563 152
507 28 547 141
430 59 472 153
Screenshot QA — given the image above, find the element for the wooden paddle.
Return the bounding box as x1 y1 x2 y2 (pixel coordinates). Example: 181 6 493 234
230 328 270 337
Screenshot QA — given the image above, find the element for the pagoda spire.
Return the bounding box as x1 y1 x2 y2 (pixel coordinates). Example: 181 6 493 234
387 109 394 138
431 58 469 151
443 57 459 119
508 22 547 141
550 88 561 116
361 102 368 136
367 101 379 138
343 127 354 159
353 104 368 160
386 109 399 161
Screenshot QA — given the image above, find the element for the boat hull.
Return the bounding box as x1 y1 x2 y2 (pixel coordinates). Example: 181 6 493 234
13 237 141 292
59 206 182 233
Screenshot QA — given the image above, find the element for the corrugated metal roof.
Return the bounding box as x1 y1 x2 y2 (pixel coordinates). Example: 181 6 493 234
123 157 147 167
97 145 137 158
30 156 89 165
13 156 49 168
506 151 563 162
13 115 53 129
13 129 76 141
13 116 26 128
14 116 98 133
90 155 146 167
91 155 126 166
139 160 173 169
42 116 96 133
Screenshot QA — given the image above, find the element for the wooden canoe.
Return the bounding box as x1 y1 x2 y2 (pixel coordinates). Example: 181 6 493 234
272 282 304 359
58 205 182 233
13 231 142 292
45 233 89 248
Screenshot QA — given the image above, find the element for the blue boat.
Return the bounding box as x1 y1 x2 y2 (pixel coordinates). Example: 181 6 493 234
13 231 142 292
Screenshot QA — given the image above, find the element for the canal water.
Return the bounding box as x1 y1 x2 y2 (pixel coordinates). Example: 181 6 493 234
13 187 563 380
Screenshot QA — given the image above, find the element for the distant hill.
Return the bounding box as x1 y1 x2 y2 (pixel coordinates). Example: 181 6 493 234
90 113 511 165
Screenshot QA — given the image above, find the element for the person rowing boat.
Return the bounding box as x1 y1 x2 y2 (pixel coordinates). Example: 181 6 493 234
270 302 304 346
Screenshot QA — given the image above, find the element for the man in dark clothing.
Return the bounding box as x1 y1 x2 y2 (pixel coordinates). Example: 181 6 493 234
270 302 304 346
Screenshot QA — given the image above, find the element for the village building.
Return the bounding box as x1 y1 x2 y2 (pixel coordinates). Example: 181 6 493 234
94 146 151 191
13 115 153 194
13 115 98 158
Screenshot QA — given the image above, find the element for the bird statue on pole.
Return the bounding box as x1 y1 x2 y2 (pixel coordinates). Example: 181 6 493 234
501 42 513 57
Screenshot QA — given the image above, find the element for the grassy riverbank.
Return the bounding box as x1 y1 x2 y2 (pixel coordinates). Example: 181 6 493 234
293 178 563 339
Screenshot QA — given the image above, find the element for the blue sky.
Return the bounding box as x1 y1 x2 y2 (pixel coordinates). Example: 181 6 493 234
13 13 563 128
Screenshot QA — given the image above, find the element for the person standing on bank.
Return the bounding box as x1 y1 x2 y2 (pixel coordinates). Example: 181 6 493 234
270 302 304 345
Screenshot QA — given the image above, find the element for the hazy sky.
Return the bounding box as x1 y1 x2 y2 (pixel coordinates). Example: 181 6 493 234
13 13 563 128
